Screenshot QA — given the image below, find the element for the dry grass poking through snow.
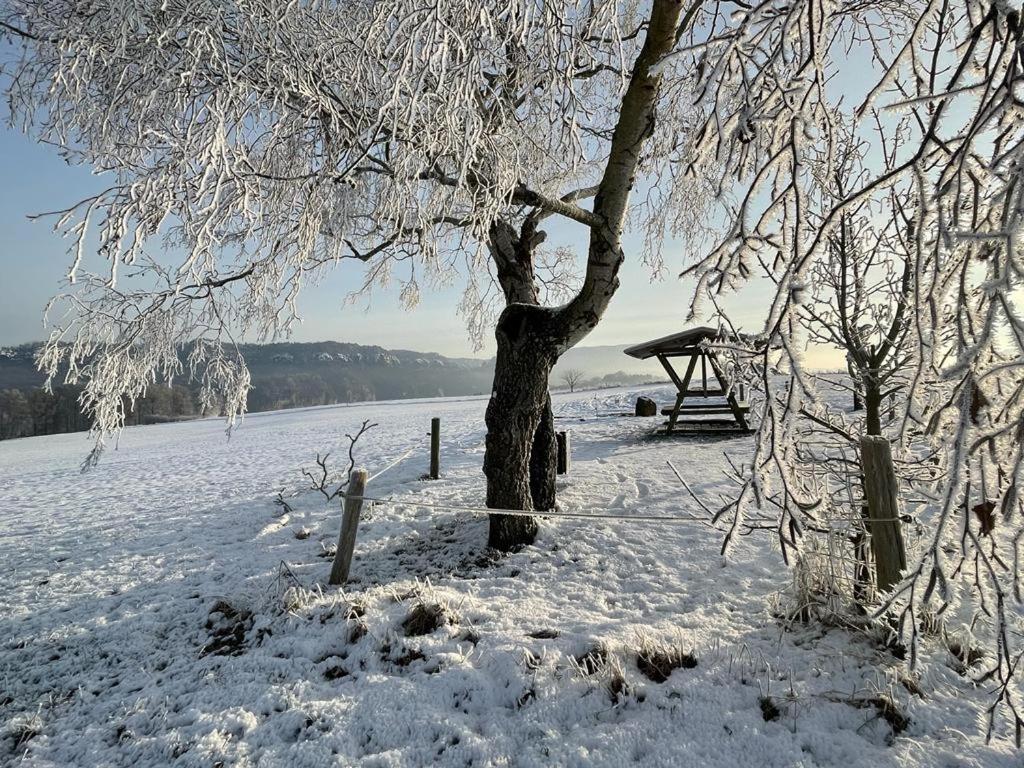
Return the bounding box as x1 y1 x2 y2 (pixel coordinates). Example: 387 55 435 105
635 633 699 683
402 600 453 637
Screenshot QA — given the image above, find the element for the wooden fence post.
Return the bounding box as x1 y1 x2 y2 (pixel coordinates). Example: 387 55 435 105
329 468 368 585
556 431 570 475
859 436 907 593
429 417 441 480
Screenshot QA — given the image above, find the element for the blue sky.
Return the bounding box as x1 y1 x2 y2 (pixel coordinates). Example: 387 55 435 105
0 126 788 361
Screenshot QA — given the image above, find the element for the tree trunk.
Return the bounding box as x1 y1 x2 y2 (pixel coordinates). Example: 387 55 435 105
481 0 685 550
484 304 558 550
847 357 863 411
864 379 882 437
530 392 557 512
486 219 557 548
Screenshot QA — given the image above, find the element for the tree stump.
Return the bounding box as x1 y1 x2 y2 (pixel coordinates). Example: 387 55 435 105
635 396 657 417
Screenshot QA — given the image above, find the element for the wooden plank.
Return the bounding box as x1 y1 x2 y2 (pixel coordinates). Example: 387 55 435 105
660 419 748 430
666 354 699 433
701 353 708 396
622 327 721 359
663 401 751 411
860 436 907 592
329 469 368 585
662 404 750 415
656 354 685 391
678 354 698 393
666 393 684 433
706 351 749 431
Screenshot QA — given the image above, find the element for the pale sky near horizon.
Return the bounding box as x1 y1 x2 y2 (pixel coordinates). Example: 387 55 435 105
0 126 841 367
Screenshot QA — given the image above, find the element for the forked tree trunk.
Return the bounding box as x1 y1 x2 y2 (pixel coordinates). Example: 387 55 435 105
484 304 559 550
485 220 557 549
481 0 685 551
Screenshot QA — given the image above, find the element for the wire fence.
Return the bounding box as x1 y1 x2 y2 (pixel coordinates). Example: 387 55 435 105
346 493 781 527
2 395 920 608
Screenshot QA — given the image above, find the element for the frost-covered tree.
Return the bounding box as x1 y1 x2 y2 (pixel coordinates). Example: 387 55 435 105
801 129 915 438
8 0 1024 736
561 368 585 393
1 0 711 549
674 0 1024 738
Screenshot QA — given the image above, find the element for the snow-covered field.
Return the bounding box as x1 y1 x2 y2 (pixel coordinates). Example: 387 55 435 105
0 386 1016 766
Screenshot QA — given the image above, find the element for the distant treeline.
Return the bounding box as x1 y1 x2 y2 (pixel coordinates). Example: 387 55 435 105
0 374 391 440
0 384 202 440
0 371 486 441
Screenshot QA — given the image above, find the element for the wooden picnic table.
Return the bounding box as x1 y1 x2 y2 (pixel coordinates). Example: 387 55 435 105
623 326 752 434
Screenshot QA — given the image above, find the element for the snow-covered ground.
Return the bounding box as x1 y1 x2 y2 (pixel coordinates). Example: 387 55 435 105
0 385 1016 766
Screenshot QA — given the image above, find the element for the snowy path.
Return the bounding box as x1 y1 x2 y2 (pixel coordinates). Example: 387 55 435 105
0 386 1015 766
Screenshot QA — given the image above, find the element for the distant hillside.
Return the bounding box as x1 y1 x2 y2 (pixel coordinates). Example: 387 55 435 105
232 341 494 408
0 341 494 409
0 340 667 440
1 340 666 396
0 345 48 389
0 341 495 441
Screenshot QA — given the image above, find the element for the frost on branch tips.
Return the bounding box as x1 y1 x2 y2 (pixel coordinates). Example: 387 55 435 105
675 0 1024 739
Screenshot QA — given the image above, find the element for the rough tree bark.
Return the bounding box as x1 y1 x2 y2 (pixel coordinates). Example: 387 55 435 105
863 376 883 437
484 305 561 549
483 0 686 550
485 220 558 548
847 355 863 411
529 392 557 511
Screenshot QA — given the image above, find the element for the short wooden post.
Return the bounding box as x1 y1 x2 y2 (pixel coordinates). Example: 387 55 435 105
329 468 368 585
429 417 441 480
737 382 746 403
556 431 570 475
859 436 907 593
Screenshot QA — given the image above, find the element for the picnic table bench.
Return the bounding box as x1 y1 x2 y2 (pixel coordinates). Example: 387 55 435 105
624 326 753 434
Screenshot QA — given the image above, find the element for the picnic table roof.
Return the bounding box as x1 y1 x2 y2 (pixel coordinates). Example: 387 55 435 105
622 326 722 360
